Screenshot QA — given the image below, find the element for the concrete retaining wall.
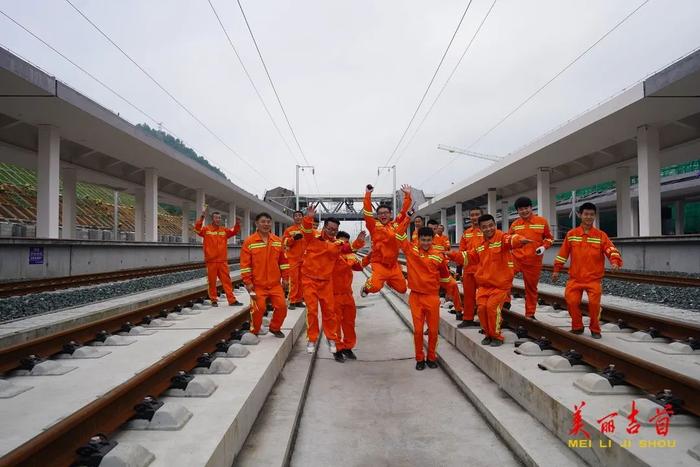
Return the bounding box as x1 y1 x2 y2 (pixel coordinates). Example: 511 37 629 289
541 236 700 274
0 239 241 281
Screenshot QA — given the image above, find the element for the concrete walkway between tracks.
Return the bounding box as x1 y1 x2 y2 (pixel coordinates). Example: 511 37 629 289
286 276 521 467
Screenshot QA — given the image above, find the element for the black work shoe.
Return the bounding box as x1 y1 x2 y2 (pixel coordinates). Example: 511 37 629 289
489 340 503 347
415 361 426 371
333 352 345 363
288 303 296 310
481 337 492 345
426 360 438 369
591 332 602 339
527 315 538 320
271 330 285 338
458 319 479 328
448 308 457 314
570 329 584 335
342 349 357 360
230 301 243 306
455 313 463 321
424 328 429 335
503 302 511 310
211 302 219 307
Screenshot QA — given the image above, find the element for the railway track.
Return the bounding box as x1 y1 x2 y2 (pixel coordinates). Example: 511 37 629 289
539 264 700 288
0 260 238 299
0 279 249 466
361 253 700 419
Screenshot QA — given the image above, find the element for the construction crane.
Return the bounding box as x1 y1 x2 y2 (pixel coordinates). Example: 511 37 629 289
437 144 502 162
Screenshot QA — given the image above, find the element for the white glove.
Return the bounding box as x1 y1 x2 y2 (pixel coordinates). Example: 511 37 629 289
535 246 545 256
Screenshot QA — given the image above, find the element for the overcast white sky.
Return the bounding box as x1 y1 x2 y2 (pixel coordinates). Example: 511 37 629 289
1 0 699 201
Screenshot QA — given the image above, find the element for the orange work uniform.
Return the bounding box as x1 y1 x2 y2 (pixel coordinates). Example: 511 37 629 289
464 230 525 341
459 226 483 321
554 226 622 334
282 223 307 304
301 216 361 344
333 251 364 352
509 215 553 317
432 234 463 314
240 231 290 334
194 218 240 304
396 220 450 362
362 190 411 294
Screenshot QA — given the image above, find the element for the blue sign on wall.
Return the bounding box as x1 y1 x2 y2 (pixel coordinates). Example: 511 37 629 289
29 247 44 265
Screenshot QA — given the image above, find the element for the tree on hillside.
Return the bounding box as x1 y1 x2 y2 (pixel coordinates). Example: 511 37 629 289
137 123 228 180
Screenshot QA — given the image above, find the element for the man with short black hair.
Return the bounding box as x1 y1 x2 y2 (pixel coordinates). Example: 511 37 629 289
464 214 531 346
240 212 290 338
282 210 306 309
361 184 413 296
194 204 241 307
509 196 553 319
552 203 622 339
457 206 484 328
333 230 365 360
428 219 464 318
395 217 450 370
301 205 365 361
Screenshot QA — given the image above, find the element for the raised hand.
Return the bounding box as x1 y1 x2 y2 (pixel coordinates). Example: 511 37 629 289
366 184 374 193
357 231 367 242
400 184 412 195
306 203 317 217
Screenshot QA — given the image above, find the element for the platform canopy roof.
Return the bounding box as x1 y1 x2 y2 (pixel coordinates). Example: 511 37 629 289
419 49 700 214
0 47 290 222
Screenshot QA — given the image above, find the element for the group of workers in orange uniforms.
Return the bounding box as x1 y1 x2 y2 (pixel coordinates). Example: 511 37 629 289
197 183 623 371
194 204 243 307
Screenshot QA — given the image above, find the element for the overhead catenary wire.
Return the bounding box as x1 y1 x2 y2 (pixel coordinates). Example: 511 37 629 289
235 0 321 193
62 0 272 186
417 0 651 188
382 0 474 168
391 0 497 167
206 0 302 167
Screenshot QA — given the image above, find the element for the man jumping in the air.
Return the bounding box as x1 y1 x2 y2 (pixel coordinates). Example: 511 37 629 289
360 183 413 297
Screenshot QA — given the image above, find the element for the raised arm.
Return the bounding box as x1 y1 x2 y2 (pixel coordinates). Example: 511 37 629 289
397 184 412 221
226 221 241 239
194 217 206 238
363 185 376 234
394 215 413 254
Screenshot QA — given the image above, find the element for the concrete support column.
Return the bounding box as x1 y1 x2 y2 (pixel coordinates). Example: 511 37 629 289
243 208 252 237
637 125 661 236
549 187 558 239
615 166 632 237
631 198 640 237
134 189 144 241
501 200 509 232
454 203 463 243
144 168 158 242
37 125 60 238
228 203 238 244
440 208 447 230
60 167 77 239
487 189 497 216
674 200 684 235
181 202 192 243
113 191 120 240
195 189 205 243
536 168 551 224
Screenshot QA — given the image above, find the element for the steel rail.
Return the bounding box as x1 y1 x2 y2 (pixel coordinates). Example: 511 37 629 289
0 277 242 373
0 305 250 467
539 264 700 288
0 260 239 298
